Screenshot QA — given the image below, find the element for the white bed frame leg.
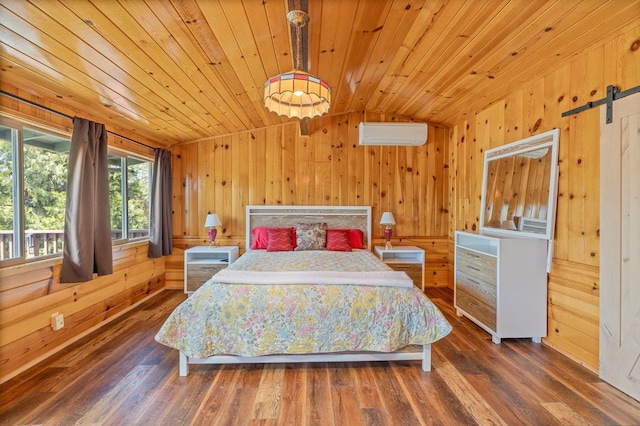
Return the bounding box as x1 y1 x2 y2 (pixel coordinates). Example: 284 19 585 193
422 344 431 371
179 352 189 376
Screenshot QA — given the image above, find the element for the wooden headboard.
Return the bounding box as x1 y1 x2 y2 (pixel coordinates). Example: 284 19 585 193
245 205 372 251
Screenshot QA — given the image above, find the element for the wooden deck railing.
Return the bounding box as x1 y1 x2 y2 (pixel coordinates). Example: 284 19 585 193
0 230 148 261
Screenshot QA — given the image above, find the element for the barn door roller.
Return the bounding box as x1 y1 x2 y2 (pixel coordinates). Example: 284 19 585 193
562 84 640 124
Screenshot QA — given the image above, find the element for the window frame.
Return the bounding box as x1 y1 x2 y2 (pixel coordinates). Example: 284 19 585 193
108 148 153 244
0 114 153 267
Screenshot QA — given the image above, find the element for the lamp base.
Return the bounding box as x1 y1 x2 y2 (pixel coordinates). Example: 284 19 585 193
384 227 392 250
207 228 218 248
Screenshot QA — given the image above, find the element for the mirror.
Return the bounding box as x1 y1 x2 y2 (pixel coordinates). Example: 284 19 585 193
480 129 560 242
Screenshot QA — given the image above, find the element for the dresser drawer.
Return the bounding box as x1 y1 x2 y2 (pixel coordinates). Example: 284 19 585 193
456 271 496 307
456 247 497 284
456 286 497 331
186 263 228 293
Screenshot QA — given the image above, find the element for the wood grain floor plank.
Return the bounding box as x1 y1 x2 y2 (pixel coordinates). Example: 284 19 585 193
359 407 391 426
16 332 157 424
328 362 355 387
306 364 335 426
276 364 307 425
464 374 527 425
352 362 384 409
541 401 590 426
102 352 185 425
125 369 188 423
0 386 56 425
75 365 154 424
588 382 640 425
391 360 475 425
492 342 619 425
432 350 507 426
370 363 423 425
218 386 260 425
163 368 219 425
0 366 66 413
251 364 285 420
506 339 639 424
193 365 243 425
1 288 639 425
436 340 559 424
331 386 363 425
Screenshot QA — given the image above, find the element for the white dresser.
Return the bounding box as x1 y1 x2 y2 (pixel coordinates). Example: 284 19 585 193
454 231 548 344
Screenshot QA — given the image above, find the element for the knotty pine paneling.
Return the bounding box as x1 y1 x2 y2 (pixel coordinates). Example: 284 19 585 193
0 92 167 384
0 242 165 384
168 112 450 289
449 24 639 371
546 259 599 371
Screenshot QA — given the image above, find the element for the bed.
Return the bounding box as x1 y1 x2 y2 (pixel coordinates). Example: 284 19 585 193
155 206 452 376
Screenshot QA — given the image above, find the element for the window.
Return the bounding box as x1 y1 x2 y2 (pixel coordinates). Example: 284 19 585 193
0 116 152 264
126 157 151 239
0 119 69 261
108 153 151 241
0 125 16 260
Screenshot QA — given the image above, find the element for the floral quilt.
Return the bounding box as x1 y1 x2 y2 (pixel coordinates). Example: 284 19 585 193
155 250 452 358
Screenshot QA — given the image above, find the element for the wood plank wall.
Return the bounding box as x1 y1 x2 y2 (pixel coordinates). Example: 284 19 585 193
168 111 451 289
2 22 636 383
0 87 166 384
449 24 640 372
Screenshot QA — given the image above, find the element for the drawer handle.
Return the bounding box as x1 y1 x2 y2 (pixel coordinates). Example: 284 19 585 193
468 266 480 272
467 277 481 285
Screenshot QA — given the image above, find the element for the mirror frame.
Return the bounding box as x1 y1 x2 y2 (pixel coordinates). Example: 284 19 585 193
480 129 560 244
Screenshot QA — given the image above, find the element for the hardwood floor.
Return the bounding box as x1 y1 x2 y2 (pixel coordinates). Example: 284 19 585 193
1 287 639 425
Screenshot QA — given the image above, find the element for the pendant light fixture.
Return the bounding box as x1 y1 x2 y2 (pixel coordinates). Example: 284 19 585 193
263 10 331 119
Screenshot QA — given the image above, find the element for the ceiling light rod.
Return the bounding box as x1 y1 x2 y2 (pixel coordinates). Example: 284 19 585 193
287 10 308 71
263 10 331 120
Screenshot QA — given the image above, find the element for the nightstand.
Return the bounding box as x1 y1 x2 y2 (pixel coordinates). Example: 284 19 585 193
184 246 239 294
374 245 425 291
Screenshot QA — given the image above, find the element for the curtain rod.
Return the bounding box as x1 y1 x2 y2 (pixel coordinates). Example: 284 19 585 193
0 90 157 151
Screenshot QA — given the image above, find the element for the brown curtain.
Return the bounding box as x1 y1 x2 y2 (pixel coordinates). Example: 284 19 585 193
148 148 173 258
60 118 113 283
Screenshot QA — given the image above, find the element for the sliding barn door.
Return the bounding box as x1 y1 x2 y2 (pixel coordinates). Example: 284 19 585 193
599 92 640 401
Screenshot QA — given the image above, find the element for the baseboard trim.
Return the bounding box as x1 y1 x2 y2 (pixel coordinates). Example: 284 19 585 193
542 338 598 375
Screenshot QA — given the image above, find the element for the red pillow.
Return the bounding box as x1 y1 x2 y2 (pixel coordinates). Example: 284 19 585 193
348 229 365 249
266 228 294 252
251 227 296 249
251 227 269 249
326 229 352 252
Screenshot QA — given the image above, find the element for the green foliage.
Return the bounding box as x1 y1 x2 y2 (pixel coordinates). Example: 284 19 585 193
109 161 123 232
23 145 68 231
127 161 150 233
0 138 13 230
0 131 152 243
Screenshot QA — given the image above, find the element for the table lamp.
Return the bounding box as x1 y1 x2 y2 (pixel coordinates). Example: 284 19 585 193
205 213 222 247
380 212 396 250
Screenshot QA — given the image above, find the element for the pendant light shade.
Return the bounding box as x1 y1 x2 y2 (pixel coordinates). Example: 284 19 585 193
264 71 331 119
263 10 331 119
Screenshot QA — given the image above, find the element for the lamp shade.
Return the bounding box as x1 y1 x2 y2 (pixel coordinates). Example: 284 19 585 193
204 213 221 228
380 212 396 226
263 71 331 119
263 10 331 119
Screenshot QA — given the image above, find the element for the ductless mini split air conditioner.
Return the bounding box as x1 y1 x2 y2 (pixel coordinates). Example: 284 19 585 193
358 122 428 146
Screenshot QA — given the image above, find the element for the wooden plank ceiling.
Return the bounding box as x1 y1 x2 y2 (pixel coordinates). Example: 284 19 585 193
1 0 637 146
